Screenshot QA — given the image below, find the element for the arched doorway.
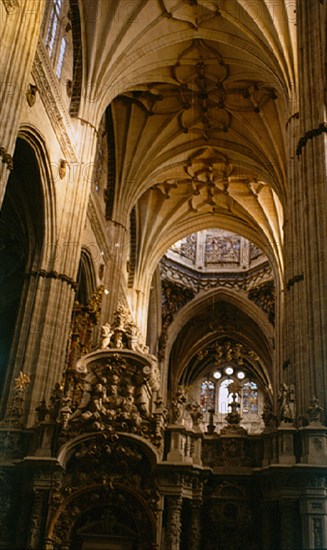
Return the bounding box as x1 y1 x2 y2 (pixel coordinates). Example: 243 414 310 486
48 435 159 550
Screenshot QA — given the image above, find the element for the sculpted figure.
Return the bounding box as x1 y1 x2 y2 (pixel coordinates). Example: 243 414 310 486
100 323 113 349
126 320 150 354
278 382 296 423
171 387 187 424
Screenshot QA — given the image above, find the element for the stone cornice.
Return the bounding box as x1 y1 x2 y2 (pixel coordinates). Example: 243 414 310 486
32 42 78 163
160 257 273 293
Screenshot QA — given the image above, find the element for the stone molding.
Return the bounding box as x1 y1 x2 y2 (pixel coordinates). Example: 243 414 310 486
296 122 327 156
27 269 78 290
32 42 78 163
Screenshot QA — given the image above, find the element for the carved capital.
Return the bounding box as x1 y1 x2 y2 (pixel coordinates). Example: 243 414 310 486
0 147 13 170
2 0 20 13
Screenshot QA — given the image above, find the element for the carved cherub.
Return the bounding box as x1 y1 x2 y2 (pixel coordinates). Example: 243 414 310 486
100 323 113 349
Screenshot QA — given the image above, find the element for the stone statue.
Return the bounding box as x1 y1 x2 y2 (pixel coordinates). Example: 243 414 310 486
171 387 187 424
100 323 113 349
278 382 296 424
307 395 324 424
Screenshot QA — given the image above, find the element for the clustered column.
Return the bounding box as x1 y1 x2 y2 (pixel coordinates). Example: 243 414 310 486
284 0 327 417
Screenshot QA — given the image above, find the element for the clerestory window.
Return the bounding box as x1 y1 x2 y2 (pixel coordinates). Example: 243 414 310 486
43 0 71 81
45 0 63 57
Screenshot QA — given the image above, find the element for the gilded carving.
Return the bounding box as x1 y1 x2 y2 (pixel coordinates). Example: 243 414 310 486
57 309 165 446
195 340 261 374
66 286 104 372
2 371 31 427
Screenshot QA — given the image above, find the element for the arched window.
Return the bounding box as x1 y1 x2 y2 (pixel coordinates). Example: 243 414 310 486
242 381 258 415
76 249 96 306
56 36 67 78
45 0 63 57
43 0 72 81
198 365 263 431
218 378 235 414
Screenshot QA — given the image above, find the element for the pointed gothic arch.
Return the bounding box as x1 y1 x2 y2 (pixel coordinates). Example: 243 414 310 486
0 128 56 410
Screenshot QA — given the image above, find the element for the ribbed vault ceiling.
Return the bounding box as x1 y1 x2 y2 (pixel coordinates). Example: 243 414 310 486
80 0 297 326
81 0 297 126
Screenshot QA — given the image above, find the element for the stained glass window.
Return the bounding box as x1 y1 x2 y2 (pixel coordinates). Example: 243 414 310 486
200 380 216 412
200 373 259 418
242 381 258 414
